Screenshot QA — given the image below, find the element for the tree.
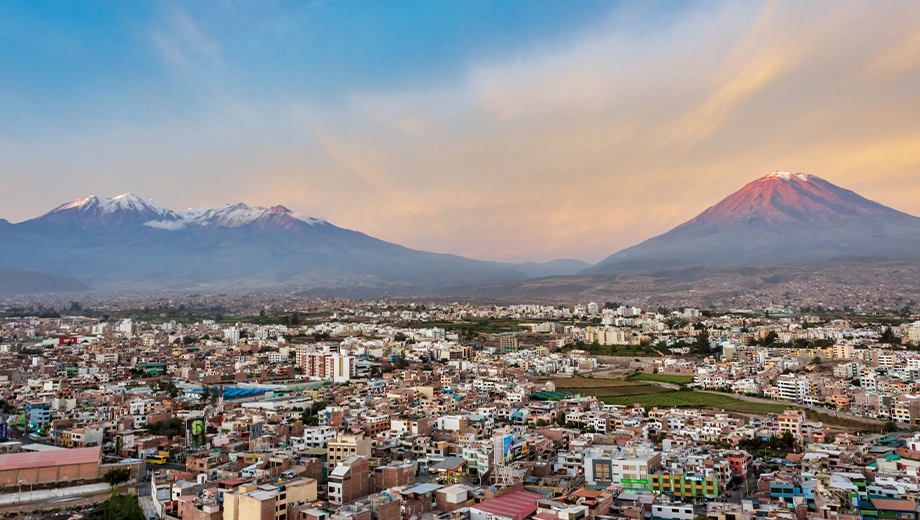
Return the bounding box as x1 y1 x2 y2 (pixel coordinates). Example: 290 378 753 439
85 494 145 520
103 467 131 491
696 325 710 352
883 421 899 433
880 327 900 345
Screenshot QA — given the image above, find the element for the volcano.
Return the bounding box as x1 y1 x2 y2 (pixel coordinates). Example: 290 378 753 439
0 193 589 294
588 172 920 273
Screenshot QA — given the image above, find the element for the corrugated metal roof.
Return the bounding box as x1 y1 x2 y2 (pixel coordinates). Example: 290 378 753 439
472 490 544 520
0 446 101 471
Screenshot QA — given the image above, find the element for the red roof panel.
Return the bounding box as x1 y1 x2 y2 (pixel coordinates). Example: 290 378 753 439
0 446 101 471
473 490 544 520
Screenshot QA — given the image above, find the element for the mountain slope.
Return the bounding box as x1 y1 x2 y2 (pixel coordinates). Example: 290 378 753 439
589 172 920 273
0 271 90 295
0 194 582 294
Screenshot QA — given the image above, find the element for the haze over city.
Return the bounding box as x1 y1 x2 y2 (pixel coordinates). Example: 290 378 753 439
3 1 920 262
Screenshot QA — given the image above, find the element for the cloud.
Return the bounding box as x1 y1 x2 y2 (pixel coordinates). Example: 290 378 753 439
149 5 218 71
143 220 185 231
3 2 920 264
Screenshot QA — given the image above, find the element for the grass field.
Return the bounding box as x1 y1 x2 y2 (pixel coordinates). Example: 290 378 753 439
600 390 742 408
583 386 663 397
405 319 528 334
627 373 695 385
546 377 657 398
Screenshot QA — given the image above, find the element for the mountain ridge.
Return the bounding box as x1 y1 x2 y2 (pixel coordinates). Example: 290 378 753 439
587 172 920 273
0 193 587 294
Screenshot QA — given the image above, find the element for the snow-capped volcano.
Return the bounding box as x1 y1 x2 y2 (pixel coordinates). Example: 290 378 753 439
38 194 324 230
6 192 558 293
588 171 920 272
39 193 179 227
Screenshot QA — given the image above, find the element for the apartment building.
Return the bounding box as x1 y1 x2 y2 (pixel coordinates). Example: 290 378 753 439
585 327 628 346
327 434 373 469
583 446 661 487
777 410 805 438
223 478 318 520
328 456 369 505
300 426 336 449
776 375 812 402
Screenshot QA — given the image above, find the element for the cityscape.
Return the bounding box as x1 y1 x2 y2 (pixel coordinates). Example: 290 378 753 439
3 2 920 520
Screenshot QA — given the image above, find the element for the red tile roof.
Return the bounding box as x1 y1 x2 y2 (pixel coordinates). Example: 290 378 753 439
0 446 101 471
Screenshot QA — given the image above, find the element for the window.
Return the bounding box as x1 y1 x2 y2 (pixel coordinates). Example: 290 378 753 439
593 462 611 481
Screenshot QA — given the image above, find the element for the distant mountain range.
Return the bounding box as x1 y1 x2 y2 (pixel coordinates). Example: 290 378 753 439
4 172 919 297
0 193 589 294
587 172 920 273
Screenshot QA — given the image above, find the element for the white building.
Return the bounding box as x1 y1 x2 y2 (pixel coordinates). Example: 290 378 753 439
583 446 661 487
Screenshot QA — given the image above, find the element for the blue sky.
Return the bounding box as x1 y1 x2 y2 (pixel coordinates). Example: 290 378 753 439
2 2 920 263
1 1 627 137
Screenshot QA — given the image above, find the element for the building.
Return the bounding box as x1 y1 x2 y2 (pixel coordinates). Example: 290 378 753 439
649 473 720 499
776 375 811 402
585 327 627 346
328 456 369 505
470 490 544 520
583 446 661 488
499 336 519 351
224 328 241 344
651 502 694 520
26 400 51 429
327 354 355 383
223 478 318 520
0 446 103 486
327 434 372 469
777 410 806 438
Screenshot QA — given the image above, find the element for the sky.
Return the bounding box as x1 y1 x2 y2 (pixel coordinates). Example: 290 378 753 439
2 1 920 264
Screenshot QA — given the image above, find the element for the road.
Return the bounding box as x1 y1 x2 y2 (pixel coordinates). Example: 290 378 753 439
138 481 160 519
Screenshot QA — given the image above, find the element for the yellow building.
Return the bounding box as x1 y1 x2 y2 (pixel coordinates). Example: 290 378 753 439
223 478 317 520
327 434 373 469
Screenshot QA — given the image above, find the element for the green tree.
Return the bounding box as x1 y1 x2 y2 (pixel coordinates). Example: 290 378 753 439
880 327 900 345
85 494 145 520
102 467 131 492
883 421 899 433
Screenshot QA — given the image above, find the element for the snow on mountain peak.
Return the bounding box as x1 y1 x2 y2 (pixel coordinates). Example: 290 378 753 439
60 195 99 210
101 193 173 217
48 193 174 219
45 193 321 230
765 171 813 182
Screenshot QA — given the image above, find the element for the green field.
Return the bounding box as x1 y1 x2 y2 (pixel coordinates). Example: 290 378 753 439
405 319 529 334
600 390 741 408
580 385 660 397
627 373 695 385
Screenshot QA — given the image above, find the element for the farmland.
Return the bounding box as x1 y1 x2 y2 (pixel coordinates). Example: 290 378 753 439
542 377 657 398
599 390 742 408
626 373 695 385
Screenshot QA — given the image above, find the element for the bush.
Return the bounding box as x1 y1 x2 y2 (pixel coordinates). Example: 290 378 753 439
84 494 145 520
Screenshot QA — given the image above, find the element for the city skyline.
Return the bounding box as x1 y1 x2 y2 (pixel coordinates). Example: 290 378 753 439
3 2 920 262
